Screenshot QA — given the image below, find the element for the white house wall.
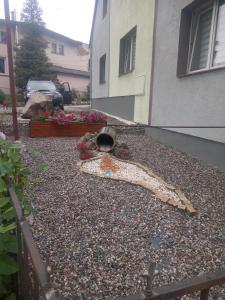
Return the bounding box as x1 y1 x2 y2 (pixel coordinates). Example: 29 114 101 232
91 0 110 99
151 0 225 143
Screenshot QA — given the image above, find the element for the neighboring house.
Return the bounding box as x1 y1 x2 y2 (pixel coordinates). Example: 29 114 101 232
90 0 225 170
0 19 90 96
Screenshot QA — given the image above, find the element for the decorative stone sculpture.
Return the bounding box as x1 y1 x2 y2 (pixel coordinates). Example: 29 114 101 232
22 92 54 119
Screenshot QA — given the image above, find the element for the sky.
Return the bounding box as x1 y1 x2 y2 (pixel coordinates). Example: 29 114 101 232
0 0 95 43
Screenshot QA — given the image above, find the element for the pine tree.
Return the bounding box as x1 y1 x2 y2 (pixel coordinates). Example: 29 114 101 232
15 0 54 89
21 0 44 26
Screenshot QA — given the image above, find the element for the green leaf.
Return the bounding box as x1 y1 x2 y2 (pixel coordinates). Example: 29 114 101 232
0 235 18 254
8 144 21 150
0 197 10 208
0 161 14 177
31 178 41 185
0 275 10 296
2 207 15 222
39 163 49 171
0 254 18 275
0 179 7 193
0 224 16 234
5 293 16 300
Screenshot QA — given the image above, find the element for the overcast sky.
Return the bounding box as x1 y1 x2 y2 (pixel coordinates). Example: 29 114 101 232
0 0 95 43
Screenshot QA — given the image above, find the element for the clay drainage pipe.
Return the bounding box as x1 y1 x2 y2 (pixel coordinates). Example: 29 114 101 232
96 127 116 152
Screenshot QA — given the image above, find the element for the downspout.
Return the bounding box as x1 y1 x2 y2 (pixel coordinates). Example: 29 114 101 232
148 0 158 126
90 42 93 108
108 0 111 98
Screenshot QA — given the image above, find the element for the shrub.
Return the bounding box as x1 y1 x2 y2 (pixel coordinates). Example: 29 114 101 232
0 141 30 299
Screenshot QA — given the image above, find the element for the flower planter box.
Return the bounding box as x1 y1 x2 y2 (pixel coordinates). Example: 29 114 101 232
29 120 107 138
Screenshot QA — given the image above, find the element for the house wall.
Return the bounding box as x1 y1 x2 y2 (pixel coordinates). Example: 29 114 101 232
92 95 135 121
57 73 89 94
44 35 89 71
151 0 225 143
0 24 10 93
0 23 89 95
109 0 155 124
91 0 110 99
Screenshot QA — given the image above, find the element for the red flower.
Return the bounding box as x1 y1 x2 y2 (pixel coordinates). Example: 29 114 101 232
80 152 90 160
77 141 88 151
42 112 49 118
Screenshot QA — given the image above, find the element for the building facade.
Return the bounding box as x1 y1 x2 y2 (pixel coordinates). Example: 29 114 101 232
90 0 155 122
91 0 225 170
147 0 225 170
0 20 90 96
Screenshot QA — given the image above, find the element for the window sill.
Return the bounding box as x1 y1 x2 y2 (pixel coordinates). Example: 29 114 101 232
177 64 225 78
119 69 134 77
51 52 64 56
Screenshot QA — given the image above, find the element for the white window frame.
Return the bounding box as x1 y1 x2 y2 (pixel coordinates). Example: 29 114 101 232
188 0 225 74
119 27 137 76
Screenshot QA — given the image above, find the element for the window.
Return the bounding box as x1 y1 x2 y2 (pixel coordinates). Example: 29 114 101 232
0 58 5 73
0 31 6 44
58 44 64 55
103 0 108 18
99 54 106 84
51 43 64 55
51 43 57 54
119 26 136 75
177 0 225 75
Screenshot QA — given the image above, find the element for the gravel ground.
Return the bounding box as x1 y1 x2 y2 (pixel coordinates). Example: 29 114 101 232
21 134 225 300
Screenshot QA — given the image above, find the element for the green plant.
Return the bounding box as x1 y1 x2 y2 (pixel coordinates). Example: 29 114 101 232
0 141 29 299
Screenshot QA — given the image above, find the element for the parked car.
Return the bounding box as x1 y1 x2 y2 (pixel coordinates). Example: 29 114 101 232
24 80 72 107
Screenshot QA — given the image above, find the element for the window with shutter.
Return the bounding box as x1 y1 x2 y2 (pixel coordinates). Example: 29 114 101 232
213 0 225 66
119 26 137 76
190 9 213 71
177 0 225 75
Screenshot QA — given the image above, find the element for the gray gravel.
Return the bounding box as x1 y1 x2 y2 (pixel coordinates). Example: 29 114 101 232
21 134 225 300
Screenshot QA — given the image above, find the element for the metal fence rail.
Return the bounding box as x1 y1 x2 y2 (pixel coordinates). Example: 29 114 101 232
9 187 58 300
9 187 225 300
118 269 225 300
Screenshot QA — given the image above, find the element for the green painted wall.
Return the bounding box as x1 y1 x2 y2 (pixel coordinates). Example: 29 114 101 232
109 0 155 124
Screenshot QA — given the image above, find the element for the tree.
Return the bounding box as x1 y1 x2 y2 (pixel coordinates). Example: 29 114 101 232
20 0 44 26
15 0 54 89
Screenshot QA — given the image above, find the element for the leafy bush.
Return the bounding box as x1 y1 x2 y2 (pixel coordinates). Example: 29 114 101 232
0 141 29 299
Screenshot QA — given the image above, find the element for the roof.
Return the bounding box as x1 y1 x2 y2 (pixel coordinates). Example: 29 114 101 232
51 65 90 78
89 0 98 46
0 19 89 48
